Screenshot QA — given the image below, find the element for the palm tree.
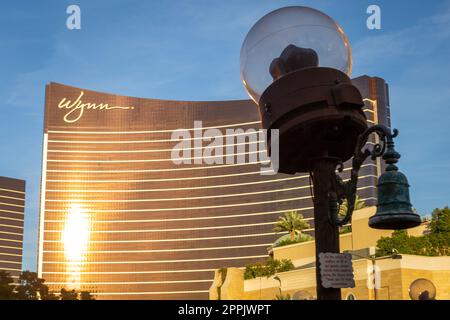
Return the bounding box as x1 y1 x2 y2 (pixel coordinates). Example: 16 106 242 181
273 211 310 241
338 196 366 217
337 196 366 234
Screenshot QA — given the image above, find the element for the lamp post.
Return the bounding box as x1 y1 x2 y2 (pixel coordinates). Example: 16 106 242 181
240 6 421 300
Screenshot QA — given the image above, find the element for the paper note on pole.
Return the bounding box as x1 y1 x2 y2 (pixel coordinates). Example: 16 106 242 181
318 252 355 288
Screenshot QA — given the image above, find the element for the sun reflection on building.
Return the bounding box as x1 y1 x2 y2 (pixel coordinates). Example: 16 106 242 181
62 203 90 288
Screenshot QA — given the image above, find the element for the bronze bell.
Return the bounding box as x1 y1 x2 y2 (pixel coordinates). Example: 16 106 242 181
369 137 421 230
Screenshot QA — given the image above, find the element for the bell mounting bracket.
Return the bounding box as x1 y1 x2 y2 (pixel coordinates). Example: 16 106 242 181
328 125 399 227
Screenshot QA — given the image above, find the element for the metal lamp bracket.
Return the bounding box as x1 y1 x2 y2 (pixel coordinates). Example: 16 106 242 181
329 125 399 226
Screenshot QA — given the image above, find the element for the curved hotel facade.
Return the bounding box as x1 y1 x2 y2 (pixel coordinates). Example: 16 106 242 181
38 78 390 299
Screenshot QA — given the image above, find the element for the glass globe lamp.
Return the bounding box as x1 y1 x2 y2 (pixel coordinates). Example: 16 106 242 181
409 278 437 300
240 6 366 174
240 6 352 104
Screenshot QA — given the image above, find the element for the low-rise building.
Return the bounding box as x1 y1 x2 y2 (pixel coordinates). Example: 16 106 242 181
210 207 450 300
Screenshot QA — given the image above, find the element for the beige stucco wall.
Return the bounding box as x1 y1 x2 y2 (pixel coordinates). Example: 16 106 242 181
210 207 443 300
271 232 354 267
397 255 450 300
407 223 429 237
270 239 316 267
350 207 394 250
212 256 450 300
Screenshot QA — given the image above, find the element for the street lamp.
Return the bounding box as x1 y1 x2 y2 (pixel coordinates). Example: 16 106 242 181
240 6 421 300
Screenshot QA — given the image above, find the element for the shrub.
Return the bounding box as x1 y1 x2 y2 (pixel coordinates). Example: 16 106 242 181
339 225 352 234
277 259 295 273
244 258 295 280
275 293 291 300
272 233 314 248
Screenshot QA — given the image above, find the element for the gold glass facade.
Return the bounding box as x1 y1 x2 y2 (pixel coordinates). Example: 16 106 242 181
38 78 389 299
0 176 25 279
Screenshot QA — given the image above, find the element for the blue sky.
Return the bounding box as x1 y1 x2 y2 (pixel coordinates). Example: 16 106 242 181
1 0 449 271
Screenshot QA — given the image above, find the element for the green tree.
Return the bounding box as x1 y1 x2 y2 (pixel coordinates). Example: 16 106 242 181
0 271 94 300
15 271 49 300
0 271 16 300
60 288 79 300
274 211 310 241
427 207 450 255
40 285 59 300
429 206 450 234
80 291 95 300
376 206 450 257
376 230 411 256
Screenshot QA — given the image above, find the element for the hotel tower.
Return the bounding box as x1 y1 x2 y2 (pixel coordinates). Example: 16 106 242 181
0 176 25 278
38 76 390 299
